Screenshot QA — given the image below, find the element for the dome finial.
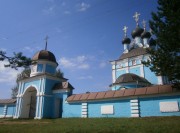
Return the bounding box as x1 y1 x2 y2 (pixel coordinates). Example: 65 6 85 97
123 26 128 37
44 36 49 50
133 12 140 27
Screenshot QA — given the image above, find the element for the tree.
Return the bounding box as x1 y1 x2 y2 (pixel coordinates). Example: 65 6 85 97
55 68 64 78
0 50 31 69
143 0 180 85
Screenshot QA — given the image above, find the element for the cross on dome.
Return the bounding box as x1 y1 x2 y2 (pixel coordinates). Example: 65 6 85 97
45 36 49 50
142 19 146 30
123 26 128 37
133 12 140 26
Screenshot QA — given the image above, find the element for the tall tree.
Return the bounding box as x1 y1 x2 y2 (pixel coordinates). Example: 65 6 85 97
143 0 180 85
0 51 31 69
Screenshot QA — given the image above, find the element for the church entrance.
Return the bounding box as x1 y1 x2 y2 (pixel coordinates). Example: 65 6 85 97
20 87 37 118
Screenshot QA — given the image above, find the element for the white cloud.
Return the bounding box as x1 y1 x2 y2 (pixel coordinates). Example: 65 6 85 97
76 2 90 12
59 57 76 68
78 75 93 80
0 61 22 84
23 46 34 53
78 63 89 69
23 46 40 53
59 55 90 70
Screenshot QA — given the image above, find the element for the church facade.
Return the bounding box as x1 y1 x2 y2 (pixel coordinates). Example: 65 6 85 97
0 13 180 119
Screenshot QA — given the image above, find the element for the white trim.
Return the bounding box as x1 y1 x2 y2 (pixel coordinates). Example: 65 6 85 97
19 74 66 83
130 99 139 117
130 102 138 106
112 70 116 83
82 103 87 106
131 110 139 114
39 96 43 119
81 102 88 118
22 85 39 96
140 65 144 78
18 97 22 118
35 96 40 119
82 106 87 109
130 99 138 103
131 114 139 117
131 106 139 110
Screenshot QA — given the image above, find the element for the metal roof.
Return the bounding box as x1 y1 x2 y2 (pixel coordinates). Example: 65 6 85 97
67 85 175 102
119 47 148 60
32 50 57 64
114 73 151 84
0 99 16 104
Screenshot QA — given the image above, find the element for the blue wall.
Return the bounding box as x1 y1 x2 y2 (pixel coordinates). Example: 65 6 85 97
7 105 16 116
116 70 126 79
37 64 43 72
139 95 180 117
45 64 55 74
0 105 4 115
88 100 130 117
129 67 140 76
63 103 82 117
62 93 82 118
144 66 158 84
44 79 60 94
0 104 16 117
24 80 40 92
43 96 53 118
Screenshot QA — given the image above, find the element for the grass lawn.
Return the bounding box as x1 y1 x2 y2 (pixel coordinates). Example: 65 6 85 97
0 117 180 133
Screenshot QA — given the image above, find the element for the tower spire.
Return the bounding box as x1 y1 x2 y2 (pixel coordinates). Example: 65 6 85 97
45 36 49 50
133 12 140 26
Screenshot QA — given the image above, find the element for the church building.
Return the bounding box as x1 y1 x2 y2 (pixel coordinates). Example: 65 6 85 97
0 12 180 119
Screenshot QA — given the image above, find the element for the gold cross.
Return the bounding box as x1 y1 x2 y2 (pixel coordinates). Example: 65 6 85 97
133 12 140 26
123 26 128 37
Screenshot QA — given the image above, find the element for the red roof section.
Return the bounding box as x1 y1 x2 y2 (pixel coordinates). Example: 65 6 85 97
67 85 177 102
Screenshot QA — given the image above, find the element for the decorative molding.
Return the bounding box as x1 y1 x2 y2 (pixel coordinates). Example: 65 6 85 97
130 99 139 117
81 102 88 118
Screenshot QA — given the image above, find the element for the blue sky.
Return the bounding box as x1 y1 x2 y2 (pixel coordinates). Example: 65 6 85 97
0 0 157 98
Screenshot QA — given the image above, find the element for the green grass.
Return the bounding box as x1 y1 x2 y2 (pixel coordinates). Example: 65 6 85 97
0 117 180 133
